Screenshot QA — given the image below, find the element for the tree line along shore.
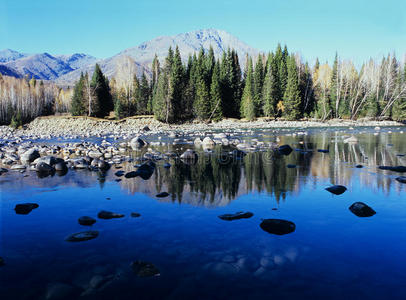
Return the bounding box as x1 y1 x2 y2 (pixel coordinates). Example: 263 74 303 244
1 44 406 128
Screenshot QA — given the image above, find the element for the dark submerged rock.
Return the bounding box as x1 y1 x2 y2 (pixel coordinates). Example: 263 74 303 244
54 161 67 172
78 216 96 226
277 145 293 156
0 257 4 266
97 160 110 171
325 185 347 195
355 164 363 168
45 282 82 300
349 202 376 217
124 171 137 178
65 230 99 242
131 261 160 277
231 149 246 159
115 170 125 177
156 192 170 198
218 211 254 221
36 162 55 175
14 203 39 215
396 176 406 184
180 149 198 161
287 164 296 168
135 161 155 180
379 166 406 172
97 210 124 219
260 219 296 235
318 149 329 153
131 212 141 218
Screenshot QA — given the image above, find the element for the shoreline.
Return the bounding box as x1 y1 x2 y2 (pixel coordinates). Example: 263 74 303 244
1 116 405 139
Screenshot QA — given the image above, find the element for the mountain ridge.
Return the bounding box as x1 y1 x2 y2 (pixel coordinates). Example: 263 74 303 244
0 29 260 84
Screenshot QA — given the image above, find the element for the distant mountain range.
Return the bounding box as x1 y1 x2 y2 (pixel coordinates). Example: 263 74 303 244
0 29 260 85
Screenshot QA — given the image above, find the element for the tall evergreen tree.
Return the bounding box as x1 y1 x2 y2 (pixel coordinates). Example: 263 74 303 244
240 58 256 120
90 64 112 117
194 78 211 120
70 73 86 116
209 62 223 121
253 54 265 116
283 56 301 120
330 53 339 117
262 53 279 118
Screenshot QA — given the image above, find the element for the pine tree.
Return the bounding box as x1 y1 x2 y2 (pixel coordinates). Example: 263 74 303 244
330 53 339 118
253 54 264 116
194 77 210 120
152 47 183 123
90 64 112 117
138 72 150 115
70 73 86 116
170 46 184 120
209 62 223 121
262 53 279 118
240 58 256 120
283 56 301 120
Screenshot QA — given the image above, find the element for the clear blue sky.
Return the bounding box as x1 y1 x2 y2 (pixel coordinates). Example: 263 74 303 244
1 0 405 65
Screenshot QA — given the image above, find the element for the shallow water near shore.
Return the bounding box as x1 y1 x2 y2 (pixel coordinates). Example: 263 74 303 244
1 127 406 300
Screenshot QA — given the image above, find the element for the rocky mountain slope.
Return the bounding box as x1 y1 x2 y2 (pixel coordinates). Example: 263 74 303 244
0 29 260 84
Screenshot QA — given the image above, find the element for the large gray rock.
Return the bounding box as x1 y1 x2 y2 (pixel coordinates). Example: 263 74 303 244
34 156 58 166
130 136 147 149
21 148 40 163
36 162 55 175
202 137 215 148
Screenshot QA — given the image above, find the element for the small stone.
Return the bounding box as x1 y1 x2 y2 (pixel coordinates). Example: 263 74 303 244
131 212 141 218
218 211 253 221
378 166 406 172
260 219 296 235
325 185 347 195
349 202 376 217
131 261 160 277
65 231 99 242
355 164 363 168
156 192 170 198
396 176 406 184
277 145 293 155
286 164 296 168
78 216 96 226
318 149 329 153
14 203 39 215
98 210 124 219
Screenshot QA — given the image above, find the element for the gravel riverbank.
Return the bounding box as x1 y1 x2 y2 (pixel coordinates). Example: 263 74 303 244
1 116 405 140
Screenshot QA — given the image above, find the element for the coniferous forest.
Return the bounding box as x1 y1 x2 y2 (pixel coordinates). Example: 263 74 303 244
1 44 406 126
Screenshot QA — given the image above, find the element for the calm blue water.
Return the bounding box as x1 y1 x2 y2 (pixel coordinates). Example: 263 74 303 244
1 128 406 299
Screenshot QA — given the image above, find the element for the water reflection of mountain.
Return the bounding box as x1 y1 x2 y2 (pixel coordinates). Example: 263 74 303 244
118 131 406 206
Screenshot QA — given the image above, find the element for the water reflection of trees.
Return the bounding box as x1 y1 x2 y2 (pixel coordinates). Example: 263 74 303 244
117 132 406 206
